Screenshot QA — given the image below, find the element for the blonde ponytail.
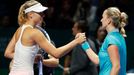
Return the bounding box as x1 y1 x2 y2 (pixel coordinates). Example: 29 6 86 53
18 3 27 26
120 12 128 37
120 27 126 37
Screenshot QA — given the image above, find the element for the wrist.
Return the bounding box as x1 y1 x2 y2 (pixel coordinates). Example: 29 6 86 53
81 41 91 51
74 39 79 45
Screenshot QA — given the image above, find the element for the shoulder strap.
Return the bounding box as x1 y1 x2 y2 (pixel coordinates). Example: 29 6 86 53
18 25 33 41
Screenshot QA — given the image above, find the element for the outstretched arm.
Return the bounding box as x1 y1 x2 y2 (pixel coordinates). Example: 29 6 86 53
32 29 86 58
81 41 99 65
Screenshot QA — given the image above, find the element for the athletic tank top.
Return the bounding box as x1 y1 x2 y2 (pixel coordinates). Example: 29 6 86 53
11 25 39 71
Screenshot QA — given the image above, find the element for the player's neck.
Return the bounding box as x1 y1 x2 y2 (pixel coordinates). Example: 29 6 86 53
106 25 116 33
25 21 35 27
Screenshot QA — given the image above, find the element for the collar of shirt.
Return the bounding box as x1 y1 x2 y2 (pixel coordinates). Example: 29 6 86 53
108 28 119 34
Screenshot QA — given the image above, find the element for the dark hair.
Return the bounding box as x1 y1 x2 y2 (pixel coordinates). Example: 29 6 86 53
76 20 89 37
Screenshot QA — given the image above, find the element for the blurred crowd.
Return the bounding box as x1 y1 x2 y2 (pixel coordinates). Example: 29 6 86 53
0 0 133 30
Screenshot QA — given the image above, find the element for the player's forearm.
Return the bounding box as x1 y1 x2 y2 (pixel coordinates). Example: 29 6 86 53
54 39 78 58
43 58 59 67
110 64 120 75
81 41 99 65
85 49 99 65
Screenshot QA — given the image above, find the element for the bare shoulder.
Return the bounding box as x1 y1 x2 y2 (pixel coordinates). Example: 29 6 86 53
31 28 42 34
30 28 44 38
30 27 48 43
15 26 21 33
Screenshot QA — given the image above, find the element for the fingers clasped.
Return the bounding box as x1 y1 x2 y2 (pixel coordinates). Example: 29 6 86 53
75 33 86 44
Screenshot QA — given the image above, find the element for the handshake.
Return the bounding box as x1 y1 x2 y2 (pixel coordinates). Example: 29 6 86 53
75 33 91 51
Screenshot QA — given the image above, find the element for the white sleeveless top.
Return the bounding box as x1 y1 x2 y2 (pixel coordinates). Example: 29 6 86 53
11 25 39 71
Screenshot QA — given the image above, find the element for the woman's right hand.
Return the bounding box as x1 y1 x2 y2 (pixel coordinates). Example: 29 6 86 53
75 33 86 44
